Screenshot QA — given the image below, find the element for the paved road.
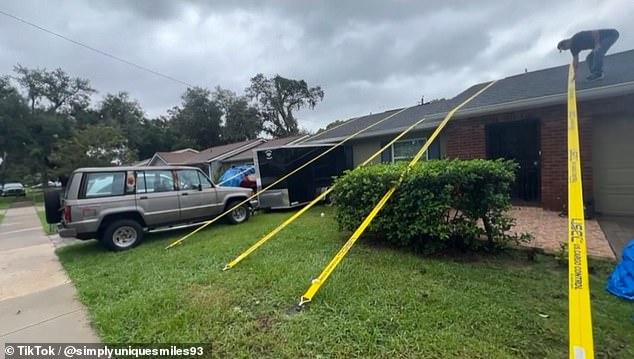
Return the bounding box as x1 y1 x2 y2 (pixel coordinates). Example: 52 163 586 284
0 203 99 346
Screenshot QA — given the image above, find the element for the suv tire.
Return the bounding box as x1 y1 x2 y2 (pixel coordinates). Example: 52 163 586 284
225 200 250 224
101 219 143 251
44 190 63 224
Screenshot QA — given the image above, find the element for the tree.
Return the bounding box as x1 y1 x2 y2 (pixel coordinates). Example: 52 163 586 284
246 74 324 138
223 98 263 141
0 76 31 183
51 124 135 177
98 92 146 154
11 65 95 185
14 65 95 114
136 116 182 160
169 87 223 149
212 86 263 142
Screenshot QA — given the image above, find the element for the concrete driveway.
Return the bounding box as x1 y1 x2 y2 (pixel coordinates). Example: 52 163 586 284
0 202 99 343
598 215 634 260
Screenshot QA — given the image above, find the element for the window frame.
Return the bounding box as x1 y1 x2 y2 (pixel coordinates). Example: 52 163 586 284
391 137 429 162
138 170 177 193
176 169 202 191
79 171 127 199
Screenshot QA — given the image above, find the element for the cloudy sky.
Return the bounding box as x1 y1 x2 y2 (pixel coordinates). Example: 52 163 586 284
1 0 632 131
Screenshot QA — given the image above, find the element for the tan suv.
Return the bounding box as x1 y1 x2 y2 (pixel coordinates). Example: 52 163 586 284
45 166 255 251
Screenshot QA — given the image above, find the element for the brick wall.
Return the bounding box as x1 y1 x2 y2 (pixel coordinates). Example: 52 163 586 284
445 105 595 212
445 121 486 159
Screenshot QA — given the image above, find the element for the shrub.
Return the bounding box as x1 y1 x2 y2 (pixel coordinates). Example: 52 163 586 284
332 159 532 253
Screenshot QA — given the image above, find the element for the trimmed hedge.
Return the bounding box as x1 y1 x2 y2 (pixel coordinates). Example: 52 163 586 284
332 159 532 253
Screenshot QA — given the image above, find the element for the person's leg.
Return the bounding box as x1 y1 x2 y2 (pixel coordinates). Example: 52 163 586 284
586 51 594 73
592 31 619 75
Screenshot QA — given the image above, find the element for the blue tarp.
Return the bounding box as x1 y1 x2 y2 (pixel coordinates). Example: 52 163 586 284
218 165 255 187
606 239 634 301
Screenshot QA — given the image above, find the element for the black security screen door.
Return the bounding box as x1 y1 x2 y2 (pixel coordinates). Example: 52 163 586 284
486 119 540 202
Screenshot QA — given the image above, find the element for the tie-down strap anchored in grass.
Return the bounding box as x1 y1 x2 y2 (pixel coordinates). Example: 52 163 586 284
298 79 498 307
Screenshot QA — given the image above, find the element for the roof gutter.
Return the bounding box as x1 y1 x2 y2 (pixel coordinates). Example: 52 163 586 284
309 81 634 143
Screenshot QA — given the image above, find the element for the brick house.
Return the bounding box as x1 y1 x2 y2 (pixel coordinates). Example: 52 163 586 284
305 49 634 216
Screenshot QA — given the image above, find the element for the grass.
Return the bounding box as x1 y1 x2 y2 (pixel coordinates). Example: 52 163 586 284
57 206 633 358
35 205 57 235
28 188 45 205
26 188 57 235
0 197 15 224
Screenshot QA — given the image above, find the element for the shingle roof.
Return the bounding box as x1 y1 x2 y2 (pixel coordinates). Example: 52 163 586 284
221 135 307 163
154 149 199 165
184 139 264 164
150 140 263 165
307 49 634 142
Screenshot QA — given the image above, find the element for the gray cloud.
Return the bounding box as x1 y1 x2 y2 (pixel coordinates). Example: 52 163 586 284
1 0 632 130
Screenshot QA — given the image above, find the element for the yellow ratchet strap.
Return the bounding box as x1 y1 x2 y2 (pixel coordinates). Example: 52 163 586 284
566 64 594 359
299 80 497 306
165 107 411 249
223 116 429 271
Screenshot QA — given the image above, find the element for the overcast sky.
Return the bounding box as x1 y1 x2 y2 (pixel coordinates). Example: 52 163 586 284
1 0 632 131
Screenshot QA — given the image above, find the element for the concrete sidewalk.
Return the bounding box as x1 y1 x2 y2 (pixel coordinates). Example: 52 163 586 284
0 203 99 344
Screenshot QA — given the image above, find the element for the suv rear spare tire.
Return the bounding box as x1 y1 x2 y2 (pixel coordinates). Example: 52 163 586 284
225 200 250 224
101 219 143 251
44 190 62 224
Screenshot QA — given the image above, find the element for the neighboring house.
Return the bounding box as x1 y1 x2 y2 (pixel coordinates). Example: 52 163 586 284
220 135 309 169
147 140 264 179
304 49 634 216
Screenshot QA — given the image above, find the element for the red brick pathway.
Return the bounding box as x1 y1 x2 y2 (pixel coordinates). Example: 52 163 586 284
508 206 614 259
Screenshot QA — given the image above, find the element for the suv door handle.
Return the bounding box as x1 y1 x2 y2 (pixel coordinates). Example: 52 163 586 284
181 192 189 196
139 196 148 200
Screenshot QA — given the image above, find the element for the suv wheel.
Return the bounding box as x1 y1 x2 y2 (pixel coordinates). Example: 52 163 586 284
225 200 250 224
102 220 143 251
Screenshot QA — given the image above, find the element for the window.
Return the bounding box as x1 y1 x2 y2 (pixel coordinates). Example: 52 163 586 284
136 172 147 193
197 171 213 189
139 170 175 193
392 138 428 162
177 170 201 190
64 172 82 199
84 172 125 198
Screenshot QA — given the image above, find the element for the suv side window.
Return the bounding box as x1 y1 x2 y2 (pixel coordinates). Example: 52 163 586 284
136 171 147 193
197 171 213 189
83 172 126 198
177 170 201 190
142 170 175 193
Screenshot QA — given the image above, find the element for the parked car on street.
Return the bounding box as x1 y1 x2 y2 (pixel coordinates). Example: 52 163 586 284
2 183 26 197
45 166 256 251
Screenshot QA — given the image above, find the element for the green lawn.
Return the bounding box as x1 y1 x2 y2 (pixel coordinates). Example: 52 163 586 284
27 189 57 234
35 205 57 235
0 197 14 224
56 206 633 358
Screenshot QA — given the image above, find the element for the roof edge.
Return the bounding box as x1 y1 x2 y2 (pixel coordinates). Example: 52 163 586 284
204 139 266 163
308 81 634 143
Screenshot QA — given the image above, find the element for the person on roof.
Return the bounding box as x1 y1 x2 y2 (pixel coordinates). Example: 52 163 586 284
557 29 619 81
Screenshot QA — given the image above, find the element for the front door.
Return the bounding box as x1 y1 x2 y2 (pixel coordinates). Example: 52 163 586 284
176 169 220 221
486 119 541 202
